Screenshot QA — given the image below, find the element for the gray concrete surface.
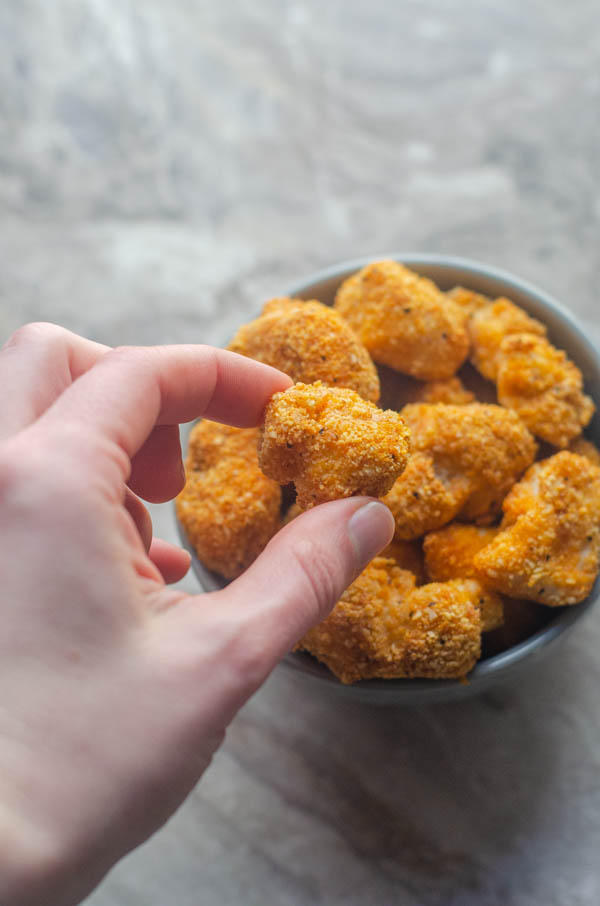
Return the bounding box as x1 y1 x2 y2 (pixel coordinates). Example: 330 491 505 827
1 1 600 904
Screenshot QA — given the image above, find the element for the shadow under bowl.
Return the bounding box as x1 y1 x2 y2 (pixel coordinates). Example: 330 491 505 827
177 253 600 705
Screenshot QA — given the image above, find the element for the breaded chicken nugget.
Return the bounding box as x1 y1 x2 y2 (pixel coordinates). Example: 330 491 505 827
186 420 260 471
423 524 504 631
383 452 467 540
414 376 475 406
177 421 281 579
474 451 600 605
334 260 469 380
469 298 547 381
298 558 481 683
228 297 380 402
447 286 492 316
496 333 595 448
383 403 537 538
259 382 411 509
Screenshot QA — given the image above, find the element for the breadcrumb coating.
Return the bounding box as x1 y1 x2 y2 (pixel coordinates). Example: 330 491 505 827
469 298 547 381
474 452 600 605
447 286 492 316
176 421 281 579
414 376 476 406
383 403 537 538
496 333 595 448
186 420 261 472
228 297 380 402
334 260 469 380
259 381 411 509
298 558 481 683
383 452 468 540
423 524 504 631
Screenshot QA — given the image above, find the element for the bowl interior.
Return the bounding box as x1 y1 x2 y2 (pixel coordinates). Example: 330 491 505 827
179 253 600 704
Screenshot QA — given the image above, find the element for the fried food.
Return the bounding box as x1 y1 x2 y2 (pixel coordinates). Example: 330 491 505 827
496 333 595 448
334 260 469 380
185 419 260 471
228 297 380 402
176 421 281 579
447 286 492 316
423 524 504 631
259 381 411 509
414 376 475 406
469 297 547 381
474 451 600 605
383 403 537 538
298 558 481 683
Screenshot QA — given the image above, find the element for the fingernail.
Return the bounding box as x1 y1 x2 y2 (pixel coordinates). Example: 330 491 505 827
347 501 395 569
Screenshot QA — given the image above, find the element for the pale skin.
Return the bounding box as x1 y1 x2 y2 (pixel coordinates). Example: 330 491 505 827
0 323 394 906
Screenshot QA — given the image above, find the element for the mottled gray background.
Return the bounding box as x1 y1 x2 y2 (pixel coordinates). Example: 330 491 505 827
2 1 600 904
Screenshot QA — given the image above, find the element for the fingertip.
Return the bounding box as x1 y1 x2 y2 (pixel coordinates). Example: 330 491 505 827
149 538 192 584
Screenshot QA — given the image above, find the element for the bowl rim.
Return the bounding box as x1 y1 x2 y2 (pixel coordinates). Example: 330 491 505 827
177 252 600 703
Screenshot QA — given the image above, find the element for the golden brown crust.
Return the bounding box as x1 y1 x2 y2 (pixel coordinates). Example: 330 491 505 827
383 403 537 538
186 420 260 472
447 286 492 316
334 260 469 380
177 421 281 579
413 376 475 406
423 524 504 631
383 452 467 540
469 298 547 381
298 558 481 683
473 451 600 605
496 333 595 448
259 382 411 509
228 297 380 402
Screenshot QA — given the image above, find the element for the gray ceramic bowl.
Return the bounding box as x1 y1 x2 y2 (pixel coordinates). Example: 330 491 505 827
178 253 600 704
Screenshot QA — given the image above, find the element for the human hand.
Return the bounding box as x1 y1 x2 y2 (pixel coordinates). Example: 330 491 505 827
0 323 394 906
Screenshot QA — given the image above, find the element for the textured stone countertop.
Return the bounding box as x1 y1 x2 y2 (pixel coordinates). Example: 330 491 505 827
2 2 600 904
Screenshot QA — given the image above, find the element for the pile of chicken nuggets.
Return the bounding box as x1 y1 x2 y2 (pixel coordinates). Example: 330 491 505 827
177 260 600 684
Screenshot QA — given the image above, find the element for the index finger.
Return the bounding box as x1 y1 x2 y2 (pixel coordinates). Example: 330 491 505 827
36 344 292 461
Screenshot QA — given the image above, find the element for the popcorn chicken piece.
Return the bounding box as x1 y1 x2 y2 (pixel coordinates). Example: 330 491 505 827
469 297 547 381
228 297 380 402
259 382 410 509
298 558 481 683
474 452 600 605
334 260 469 380
447 286 492 316
176 422 281 579
186 419 260 471
414 376 475 406
423 524 504 631
496 333 595 448
383 403 537 538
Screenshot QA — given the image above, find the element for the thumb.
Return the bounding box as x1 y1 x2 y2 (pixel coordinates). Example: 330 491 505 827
215 496 394 670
